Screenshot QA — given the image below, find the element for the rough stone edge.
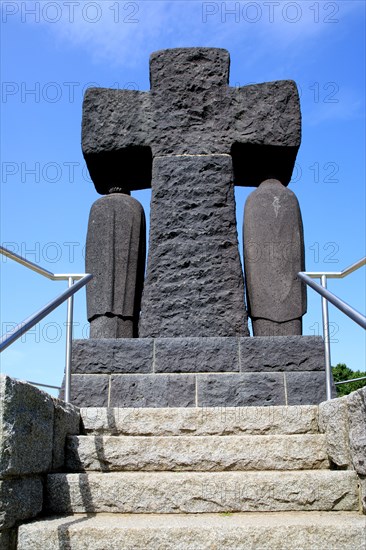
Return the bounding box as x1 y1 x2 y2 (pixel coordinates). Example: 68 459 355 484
0 375 81 539
319 386 366 514
0 375 54 477
52 398 81 470
0 527 17 550
0 476 43 530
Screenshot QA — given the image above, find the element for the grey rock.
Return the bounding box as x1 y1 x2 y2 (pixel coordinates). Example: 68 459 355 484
0 528 17 550
347 387 366 475
0 476 43 529
71 339 153 374
82 89 152 194
240 336 325 372
0 375 54 477
318 397 351 468
82 49 301 337
65 434 328 472
69 375 109 407
360 476 366 514
197 373 286 407
286 372 327 405
18 511 366 550
82 48 301 191
46 470 357 514
16 512 366 550
139 155 248 337
243 179 306 335
80 405 319 436
155 337 239 373
86 193 146 338
52 399 80 470
110 374 195 407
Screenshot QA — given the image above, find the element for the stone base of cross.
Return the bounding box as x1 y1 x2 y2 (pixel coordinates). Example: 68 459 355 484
82 48 306 338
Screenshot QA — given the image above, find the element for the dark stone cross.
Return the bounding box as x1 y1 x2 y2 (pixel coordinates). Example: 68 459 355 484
82 48 301 337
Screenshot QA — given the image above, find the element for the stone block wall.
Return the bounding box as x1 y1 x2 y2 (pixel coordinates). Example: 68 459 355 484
0 375 80 548
66 336 329 407
319 386 366 514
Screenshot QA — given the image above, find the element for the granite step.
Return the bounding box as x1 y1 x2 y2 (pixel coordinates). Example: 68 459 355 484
66 434 329 472
80 405 320 436
46 471 359 515
17 512 366 550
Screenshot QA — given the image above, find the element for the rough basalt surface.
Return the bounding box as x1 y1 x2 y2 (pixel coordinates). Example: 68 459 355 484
139 155 248 337
82 48 301 192
109 374 196 408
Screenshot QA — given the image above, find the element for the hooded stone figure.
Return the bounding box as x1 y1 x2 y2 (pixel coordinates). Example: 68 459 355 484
85 187 146 338
243 178 307 336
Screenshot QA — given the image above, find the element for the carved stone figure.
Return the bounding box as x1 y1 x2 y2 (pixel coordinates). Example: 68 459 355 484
85 189 146 338
243 179 306 336
82 48 302 338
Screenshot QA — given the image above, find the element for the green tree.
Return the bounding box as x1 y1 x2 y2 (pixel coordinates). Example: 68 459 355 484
332 363 366 397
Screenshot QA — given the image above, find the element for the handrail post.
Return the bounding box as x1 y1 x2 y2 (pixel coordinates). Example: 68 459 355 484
64 277 74 403
321 275 332 400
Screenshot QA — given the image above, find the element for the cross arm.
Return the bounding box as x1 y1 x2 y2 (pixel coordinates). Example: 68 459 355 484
229 80 301 187
82 88 152 194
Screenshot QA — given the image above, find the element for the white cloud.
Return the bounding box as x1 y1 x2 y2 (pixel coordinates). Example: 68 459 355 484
23 0 363 72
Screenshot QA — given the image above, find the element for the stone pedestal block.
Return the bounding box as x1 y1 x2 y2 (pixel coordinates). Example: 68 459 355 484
67 336 331 407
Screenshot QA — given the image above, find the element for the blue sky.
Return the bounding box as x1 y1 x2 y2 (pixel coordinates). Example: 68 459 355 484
1 0 365 396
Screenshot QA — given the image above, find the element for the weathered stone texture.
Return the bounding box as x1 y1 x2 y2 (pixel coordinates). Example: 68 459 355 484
65 434 328 472
72 339 153 374
319 398 351 468
286 372 327 405
110 375 196 408
360 476 366 514
347 387 366 475
239 336 324 372
17 512 366 550
0 528 17 550
86 193 146 338
80 406 319 437
46 470 358 515
197 373 286 407
52 399 80 471
244 179 306 335
69 375 109 408
139 155 248 337
0 375 54 477
319 387 366 478
155 337 239 373
82 48 302 337
82 48 301 168
0 477 43 529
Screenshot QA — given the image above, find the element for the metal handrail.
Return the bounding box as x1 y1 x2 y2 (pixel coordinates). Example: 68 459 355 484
297 273 366 329
0 245 92 402
0 246 86 280
299 256 366 401
303 257 366 279
13 378 61 391
335 376 366 386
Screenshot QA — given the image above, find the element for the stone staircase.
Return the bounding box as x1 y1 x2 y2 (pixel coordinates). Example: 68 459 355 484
17 405 365 549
